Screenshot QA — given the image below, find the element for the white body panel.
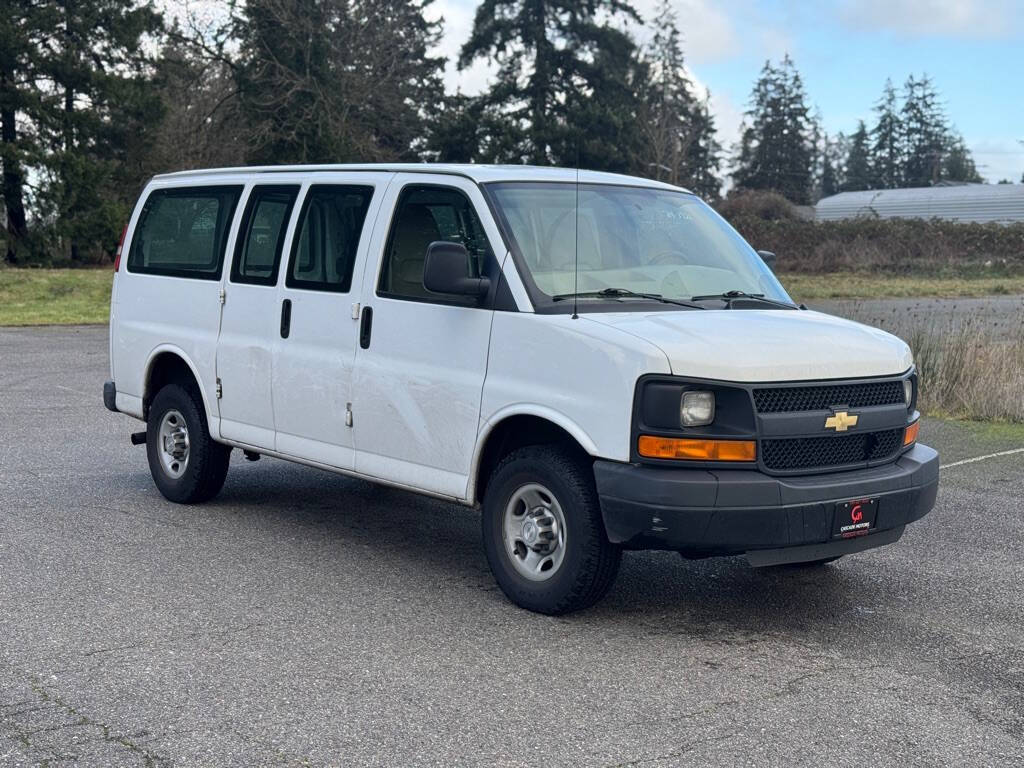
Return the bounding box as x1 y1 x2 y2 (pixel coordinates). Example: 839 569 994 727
478 312 672 464
271 173 392 469
216 284 279 447
586 310 913 382
351 174 498 499
109 164 917 507
110 177 245 434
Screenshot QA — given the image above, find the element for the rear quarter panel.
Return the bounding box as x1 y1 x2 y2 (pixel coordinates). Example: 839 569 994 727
110 177 246 426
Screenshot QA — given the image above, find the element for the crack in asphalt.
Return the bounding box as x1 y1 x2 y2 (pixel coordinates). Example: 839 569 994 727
1 671 171 767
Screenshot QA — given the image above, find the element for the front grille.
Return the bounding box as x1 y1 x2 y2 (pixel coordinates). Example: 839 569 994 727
761 428 903 471
753 380 905 413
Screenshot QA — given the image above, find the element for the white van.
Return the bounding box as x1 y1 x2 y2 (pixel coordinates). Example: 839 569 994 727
105 164 938 614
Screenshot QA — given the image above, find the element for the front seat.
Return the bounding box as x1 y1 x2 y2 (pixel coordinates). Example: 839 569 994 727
388 204 442 298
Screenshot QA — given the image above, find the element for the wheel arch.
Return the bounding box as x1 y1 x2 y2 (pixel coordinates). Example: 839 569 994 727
469 406 600 505
142 345 213 424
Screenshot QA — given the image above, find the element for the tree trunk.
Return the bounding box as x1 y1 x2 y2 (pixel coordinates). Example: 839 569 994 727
63 83 77 261
1 71 28 265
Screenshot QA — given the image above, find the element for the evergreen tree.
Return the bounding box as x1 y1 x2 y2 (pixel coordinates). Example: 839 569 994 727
943 134 983 183
733 55 814 204
843 120 872 191
557 27 647 172
32 0 164 261
869 78 903 189
235 0 444 164
0 1 39 263
424 93 485 163
900 74 947 187
818 132 846 199
459 0 641 166
636 0 720 197
683 93 723 199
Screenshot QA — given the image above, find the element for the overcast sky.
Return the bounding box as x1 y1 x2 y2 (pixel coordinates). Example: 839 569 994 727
426 0 1024 182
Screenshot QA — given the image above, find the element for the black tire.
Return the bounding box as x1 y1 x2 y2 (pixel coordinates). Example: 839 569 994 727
482 445 621 615
146 383 230 504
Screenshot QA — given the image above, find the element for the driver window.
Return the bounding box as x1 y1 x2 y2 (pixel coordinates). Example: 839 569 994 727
378 185 491 304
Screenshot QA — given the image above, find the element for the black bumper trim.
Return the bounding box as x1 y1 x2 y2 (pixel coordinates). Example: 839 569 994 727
594 443 938 555
746 525 904 567
103 380 118 412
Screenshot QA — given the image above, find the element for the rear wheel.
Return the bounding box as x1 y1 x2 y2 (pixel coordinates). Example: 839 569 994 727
146 383 230 504
482 445 621 615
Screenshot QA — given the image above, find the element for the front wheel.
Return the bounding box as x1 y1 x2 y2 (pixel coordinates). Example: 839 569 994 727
482 446 621 615
146 383 230 504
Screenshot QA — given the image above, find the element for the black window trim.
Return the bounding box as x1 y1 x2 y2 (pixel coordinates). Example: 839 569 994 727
284 183 376 295
375 182 500 309
125 184 244 281
230 184 301 287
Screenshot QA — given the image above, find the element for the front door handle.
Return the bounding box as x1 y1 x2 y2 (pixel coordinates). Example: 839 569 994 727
359 306 373 349
280 299 292 339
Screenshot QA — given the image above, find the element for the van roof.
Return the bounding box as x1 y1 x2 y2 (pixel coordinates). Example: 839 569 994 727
152 163 690 192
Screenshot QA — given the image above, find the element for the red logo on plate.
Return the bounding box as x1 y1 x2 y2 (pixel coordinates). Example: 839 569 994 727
850 504 864 523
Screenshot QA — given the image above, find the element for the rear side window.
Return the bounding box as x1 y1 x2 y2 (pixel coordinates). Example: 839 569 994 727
286 185 373 293
126 186 242 279
231 185 300 286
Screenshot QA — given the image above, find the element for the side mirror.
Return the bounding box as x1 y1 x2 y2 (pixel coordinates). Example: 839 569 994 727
423 241 491 298
757 250 777 272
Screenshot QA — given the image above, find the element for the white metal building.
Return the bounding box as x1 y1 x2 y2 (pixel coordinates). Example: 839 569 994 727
815 184 1024 224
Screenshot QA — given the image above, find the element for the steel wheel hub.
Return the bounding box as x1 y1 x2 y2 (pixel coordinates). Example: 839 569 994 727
502 483 567 581
158 409 190 479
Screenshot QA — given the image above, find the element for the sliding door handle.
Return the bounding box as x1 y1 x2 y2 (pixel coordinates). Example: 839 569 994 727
280 298 292 339
359 306 373 349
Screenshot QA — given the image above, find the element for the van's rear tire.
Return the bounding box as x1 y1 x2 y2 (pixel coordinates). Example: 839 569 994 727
482 445 621 615
146 383 230 504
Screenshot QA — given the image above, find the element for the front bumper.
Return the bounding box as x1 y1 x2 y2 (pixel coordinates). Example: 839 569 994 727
594 443 938 562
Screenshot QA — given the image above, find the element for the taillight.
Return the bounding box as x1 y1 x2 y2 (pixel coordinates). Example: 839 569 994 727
113 225 127 272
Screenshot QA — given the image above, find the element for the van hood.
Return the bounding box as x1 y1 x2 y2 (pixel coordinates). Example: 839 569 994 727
584 309 913 382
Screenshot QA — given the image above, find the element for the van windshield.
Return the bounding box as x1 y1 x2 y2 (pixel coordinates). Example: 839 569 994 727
487 182 791 309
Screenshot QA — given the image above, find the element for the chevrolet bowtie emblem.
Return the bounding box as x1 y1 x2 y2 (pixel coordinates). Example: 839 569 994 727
825 411 859 432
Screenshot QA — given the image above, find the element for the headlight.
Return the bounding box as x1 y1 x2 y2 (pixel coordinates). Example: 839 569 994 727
681 391 715 426
903 379 913 407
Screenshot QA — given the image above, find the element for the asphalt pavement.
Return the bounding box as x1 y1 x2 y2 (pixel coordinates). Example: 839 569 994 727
2 325 1023 767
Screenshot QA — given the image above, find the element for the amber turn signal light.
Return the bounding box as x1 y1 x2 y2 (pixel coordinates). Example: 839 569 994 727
903 420 920 446
638 436 756 461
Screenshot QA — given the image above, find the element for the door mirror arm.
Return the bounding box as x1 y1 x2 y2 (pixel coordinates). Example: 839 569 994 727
423 241 491 298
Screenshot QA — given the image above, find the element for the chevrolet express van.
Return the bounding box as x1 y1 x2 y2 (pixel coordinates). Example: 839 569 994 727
105 164 938 614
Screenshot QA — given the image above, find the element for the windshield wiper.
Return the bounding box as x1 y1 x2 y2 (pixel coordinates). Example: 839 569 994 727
689 290 802 310
552 288 706 309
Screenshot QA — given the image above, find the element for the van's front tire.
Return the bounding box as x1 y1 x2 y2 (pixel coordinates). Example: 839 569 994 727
482 446 621 615
146 383 230 504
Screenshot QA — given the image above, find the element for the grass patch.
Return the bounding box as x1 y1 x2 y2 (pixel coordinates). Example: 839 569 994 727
0 268 113 326
939 418 1024 443
781 272 1024 301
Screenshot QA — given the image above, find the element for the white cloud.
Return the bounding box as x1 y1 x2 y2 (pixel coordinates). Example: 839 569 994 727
426 0 495 94
644 0 740 63
968 138 1024 184
838 0 1020 39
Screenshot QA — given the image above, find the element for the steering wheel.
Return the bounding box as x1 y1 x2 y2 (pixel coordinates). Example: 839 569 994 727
647 249 692 266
